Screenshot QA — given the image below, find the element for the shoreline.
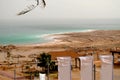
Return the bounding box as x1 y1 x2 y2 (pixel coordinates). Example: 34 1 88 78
0 30 120 47
35 30 120 47
0 29 97 46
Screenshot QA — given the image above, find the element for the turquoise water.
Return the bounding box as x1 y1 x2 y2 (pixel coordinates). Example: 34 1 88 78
0 21 120 45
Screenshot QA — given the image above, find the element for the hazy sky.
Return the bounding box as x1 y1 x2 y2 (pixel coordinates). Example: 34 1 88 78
0 0 120 22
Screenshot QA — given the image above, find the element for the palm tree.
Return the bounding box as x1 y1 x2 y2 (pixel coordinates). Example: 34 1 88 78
17 0 46 15
37 52 55 73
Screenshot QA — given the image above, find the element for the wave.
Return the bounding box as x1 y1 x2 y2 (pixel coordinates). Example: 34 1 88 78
80 29 97 32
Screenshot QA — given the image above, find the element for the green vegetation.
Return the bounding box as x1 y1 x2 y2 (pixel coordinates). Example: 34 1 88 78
37 52 56 74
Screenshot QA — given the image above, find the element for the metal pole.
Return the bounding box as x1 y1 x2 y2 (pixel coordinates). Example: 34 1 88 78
30 72 32 80
94 64 96 80
112 55 114 80
14 70 16 80
112 52 114 64
47 63 49 80
79 59 81 70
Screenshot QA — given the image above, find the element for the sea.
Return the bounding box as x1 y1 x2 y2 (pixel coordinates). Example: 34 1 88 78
0 20 120 45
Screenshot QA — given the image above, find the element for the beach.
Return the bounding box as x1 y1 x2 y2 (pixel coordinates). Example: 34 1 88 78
0 0 120 79
0 30 120 80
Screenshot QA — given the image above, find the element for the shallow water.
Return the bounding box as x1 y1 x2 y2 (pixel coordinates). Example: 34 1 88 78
0 22 120 45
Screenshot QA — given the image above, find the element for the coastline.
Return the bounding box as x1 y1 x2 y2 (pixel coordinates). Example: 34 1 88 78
0 30 120 80
31 30 120 48
23 29 98 46
0 30 119 57
1 30 119 47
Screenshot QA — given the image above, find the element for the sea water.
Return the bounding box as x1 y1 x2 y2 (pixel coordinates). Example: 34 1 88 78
0 21 120 45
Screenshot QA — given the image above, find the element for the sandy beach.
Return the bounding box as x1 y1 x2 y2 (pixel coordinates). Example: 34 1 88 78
0 30 120 80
